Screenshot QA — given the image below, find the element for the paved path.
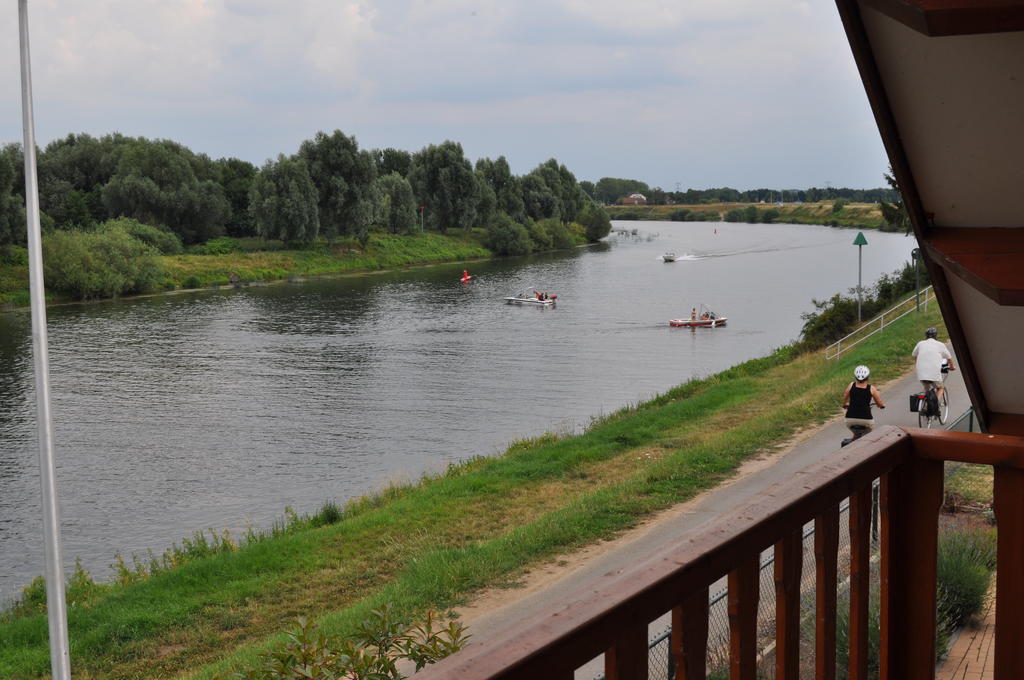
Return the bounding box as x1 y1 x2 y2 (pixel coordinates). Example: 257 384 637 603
456 351 970 677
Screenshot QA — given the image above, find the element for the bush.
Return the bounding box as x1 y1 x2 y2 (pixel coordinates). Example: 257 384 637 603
667 209 691 221
937 526 996 631
799 262 928 349
485 214 534 256
231 607 468 680
527 219 554 250
189 236 243 255
43 228 164 299
100 217 183 255
546 219 575 249
578 204 612 241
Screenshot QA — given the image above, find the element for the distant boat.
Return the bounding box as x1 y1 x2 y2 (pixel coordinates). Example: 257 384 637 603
504 291 557 306
670 304 726 328
669 316 726 328
662 252 677 262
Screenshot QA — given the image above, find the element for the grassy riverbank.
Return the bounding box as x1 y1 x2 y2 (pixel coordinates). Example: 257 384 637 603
0 232 493 308
0 306 944 679
607 201 888 230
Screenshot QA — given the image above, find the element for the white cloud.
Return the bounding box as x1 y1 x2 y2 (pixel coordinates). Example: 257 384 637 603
0 0 888 187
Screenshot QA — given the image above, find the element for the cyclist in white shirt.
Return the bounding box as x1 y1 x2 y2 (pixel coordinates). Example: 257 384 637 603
913 327 955 403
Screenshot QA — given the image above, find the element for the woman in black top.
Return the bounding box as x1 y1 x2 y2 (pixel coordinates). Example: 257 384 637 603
843 364 885 434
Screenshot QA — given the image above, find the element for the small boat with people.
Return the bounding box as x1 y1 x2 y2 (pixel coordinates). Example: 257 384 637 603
504 290 557 306
663 252 677 262
670 304 726 328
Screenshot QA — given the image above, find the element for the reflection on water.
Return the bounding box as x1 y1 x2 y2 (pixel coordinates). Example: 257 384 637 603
0 222 914 603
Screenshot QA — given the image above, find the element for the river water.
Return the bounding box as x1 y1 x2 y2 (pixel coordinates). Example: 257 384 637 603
0 222 913 603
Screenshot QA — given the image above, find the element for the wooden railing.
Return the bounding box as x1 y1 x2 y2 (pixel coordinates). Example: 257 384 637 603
415 426 1024 680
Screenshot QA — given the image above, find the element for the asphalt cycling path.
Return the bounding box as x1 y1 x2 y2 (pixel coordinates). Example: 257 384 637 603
453 347 970 676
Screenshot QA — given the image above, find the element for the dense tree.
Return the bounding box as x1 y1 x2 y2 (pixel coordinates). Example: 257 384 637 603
577 203 612 242
579 180 596 201
374 172 417 234
248 155 320 243
216 158 258 237
373 147 413 178
299 130 377 242
38 133 133 228
476 156 526 224
520 174 558 222
0 147 25 246
102 139 229 244
409 141 480 233
527 159 586 223
594 177 650 205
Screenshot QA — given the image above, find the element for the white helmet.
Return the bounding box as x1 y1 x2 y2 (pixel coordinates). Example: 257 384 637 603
854 365 870 381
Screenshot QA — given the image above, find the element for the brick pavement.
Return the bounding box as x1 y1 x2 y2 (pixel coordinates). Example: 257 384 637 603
936 575 996 680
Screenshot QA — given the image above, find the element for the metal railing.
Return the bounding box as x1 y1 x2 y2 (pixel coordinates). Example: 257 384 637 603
825 285 934 360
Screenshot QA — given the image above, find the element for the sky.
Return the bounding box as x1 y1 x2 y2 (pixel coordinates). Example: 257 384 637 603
1 0 891 190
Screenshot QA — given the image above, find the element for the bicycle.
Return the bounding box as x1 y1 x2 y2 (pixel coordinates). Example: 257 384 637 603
917 367 951 428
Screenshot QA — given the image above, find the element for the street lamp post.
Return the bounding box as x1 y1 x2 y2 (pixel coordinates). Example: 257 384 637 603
853 231 868 322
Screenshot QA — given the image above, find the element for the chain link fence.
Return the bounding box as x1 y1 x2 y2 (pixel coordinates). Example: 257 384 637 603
593 407 993 680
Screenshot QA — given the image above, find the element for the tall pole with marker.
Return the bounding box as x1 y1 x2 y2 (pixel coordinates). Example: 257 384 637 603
854 231 868 322
19 2 72 678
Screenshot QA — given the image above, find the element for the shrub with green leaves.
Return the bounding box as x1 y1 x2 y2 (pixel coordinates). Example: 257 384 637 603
937 525 996 632
231 607 468 680
42 227 164 299
485 213 533 256
100 217 184 255
190 236 244 255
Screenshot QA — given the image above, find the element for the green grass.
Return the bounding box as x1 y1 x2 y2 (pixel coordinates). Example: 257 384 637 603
161 232 492 290
606 201 888 230
0 233 494 307
0 306 947 679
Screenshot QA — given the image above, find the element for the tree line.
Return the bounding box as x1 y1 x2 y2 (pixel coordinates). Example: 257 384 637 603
582 177 899 206
0 132 611 253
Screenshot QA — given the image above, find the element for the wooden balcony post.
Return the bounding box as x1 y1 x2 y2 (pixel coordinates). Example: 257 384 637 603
729 555 760 680
848 488 873 680
672 590 709 680
774 529 803 680
816 507 840 680
605 623 649 680
879 457 943 680
994 466 1024 679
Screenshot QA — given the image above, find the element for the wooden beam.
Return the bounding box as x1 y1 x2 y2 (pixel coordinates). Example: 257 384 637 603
672 592 709 680
923 227 1024 306
994 467 1024 678
848 489 873 680
860 0 1024 36
774 530 803 680
879 456 943 680
729 556 760 680
909 428 1024 467
816 508 841 680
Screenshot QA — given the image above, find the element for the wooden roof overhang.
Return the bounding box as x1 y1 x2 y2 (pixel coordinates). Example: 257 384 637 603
835 0 1024 435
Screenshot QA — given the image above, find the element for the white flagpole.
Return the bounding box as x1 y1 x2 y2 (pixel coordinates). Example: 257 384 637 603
18 1 72 677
